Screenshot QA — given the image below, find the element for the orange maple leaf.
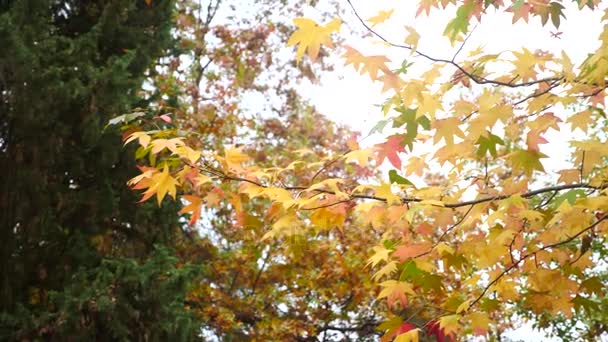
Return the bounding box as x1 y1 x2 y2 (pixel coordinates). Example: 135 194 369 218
393 242 432 262
180 195 203 225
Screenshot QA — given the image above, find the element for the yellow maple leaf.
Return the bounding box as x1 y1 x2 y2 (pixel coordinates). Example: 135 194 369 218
287 18 341 62
567 110 594 133
432 117 465 145
372 261 398 281
557 168 580 184
367 245 392 267
367 9 394 27
417 92 443 119
372 183 402 206
468 312 492 335
142 165 178 205
224 146 249 171
511 48 543 82
394 329 419 342
377 280 415 308
310 206 346 231
345 148 371 166
343 46 392 81
404 156 426 176
263 212 303 240
404 26 420 51
124 131 151 148
150 138 184 154
173 145 201 163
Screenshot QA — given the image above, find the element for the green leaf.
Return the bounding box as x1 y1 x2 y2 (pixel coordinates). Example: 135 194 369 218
549 2 566 28
393 107 428 151
399 260 422 281
388 170 413 185
572 295 600 315
396 59 414 75
106 111 146 128
443 2 474 41
551 189 586 208
475 132 504 158
508 149 546 176
369 119 390 135
581 276 604 296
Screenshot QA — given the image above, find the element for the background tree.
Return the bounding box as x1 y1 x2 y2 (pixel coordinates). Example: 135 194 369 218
128 0 385 339
0 1 202 340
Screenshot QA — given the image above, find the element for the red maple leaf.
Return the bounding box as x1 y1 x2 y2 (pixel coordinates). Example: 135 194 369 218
375 135 406 169
427 320 455 342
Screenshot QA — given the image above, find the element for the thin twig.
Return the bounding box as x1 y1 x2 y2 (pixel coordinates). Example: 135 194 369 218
452 25 477 63
468 216 608 310
344 0 562 89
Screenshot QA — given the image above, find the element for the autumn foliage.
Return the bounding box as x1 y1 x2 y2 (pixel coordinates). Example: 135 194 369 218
117 0 608 340
5 0 608 341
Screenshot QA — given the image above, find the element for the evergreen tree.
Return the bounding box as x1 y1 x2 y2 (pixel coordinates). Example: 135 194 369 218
0 1 201 340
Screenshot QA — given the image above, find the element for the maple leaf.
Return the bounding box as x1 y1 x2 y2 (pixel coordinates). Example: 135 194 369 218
375 135 407 169
342 46 391 80
342 46 366 70
557 169 581 185
427 320 455 342
141 165 178 205
511 48 540 81
567 110 594 133
416 0 434 17
180 195 203 225
507 149 546 176
432 117 465 145
417 92 444 119
508 2 533 23
526 129 548 152
150 138 185 154
377 280 415 308
372 182 402 206
173 145 201 163
368 245 392 267
287 18 341 62
475 132 504 158
468 312 492 335
124 131 151 148
404 26 420 51
393 242 432 262
444 2 474 41
394 327 419 342
373 261 398 281
367 9 394 27
360 55 391 80
388 170 413 186
404 156 426 176
224 146 249 171
345 148 371 166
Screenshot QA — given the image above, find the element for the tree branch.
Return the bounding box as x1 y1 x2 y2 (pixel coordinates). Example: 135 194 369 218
468 215 608 310
344 0 562 88
189 161 607 210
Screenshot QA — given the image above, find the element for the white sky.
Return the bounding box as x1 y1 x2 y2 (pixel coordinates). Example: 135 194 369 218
298 1 606 341
299 1 603 177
